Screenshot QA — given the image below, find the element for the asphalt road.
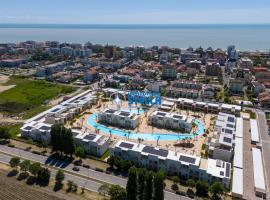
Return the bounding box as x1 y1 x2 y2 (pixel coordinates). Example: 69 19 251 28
0 153 102 193
0 145 188 200
256 110 270 198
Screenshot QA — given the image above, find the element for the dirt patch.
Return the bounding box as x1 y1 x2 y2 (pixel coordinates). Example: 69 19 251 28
0 169 64 200
0 74 15 93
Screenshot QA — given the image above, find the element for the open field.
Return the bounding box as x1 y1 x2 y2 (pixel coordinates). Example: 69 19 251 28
0 76 75 119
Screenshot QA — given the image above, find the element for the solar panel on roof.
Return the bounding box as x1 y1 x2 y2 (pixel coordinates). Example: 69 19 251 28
24 126 32 130
84 134 96 141
119 111 130 117
157 112 166 116
227 116 235 123
173 115 182 119
142 146 168 157
225 163 230 177
224 129 233 134
179 155 196 164
220 171 224 176
223 137 232 143
51 108 61 113
227 124 234 128
40 126 50 131
106 109 116 114
119 142 134 149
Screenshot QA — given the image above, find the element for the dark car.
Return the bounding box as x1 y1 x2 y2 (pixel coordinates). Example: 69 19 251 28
72 166 80 171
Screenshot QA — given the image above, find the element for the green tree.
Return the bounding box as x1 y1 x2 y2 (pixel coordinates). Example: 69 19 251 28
187 179 195 189
66 180 78 193
143 171 154 200
107 155 115 168
0 127 11 140
75 146 84 160
126 166 137 200
54 172 65 191
209 182 225 200
9 157 20 170
37 167 51 186
153 171 165 200
195 180 209 197
171 176 180 191
109 185 126 200
19 160 31 172
98 183 110 196
29 162 41 177
137 168 146 200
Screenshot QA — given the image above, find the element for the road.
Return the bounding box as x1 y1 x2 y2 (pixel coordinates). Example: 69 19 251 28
0 153 102 193
0 145 188 200
256 110 270 198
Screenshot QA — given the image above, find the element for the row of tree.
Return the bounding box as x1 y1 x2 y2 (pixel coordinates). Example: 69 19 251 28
9 157 50 186
107 155 133 172
126 167 165 200
50 124 75 156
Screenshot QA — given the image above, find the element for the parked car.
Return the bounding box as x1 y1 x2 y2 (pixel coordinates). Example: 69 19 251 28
72 166 80 171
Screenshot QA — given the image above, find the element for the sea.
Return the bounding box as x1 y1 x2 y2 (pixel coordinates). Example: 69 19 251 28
0 24 270 51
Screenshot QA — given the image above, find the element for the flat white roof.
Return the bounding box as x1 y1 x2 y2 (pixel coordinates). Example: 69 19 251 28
235 118 243 138
232 167 243 197
233 137 243 169
250 119 260 143
252 148 266 192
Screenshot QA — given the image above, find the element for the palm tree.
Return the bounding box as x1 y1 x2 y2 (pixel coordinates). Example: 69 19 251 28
109 130 112 138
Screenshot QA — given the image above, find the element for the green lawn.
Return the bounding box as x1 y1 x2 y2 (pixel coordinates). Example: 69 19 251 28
0 76 75 119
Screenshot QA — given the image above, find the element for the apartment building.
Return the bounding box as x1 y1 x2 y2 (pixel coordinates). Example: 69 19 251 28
148 111 192 132
176 98 241 116
73 129 110 156
20 90 97 142
111 140 231 189
208 113 236 162
97 109 141 129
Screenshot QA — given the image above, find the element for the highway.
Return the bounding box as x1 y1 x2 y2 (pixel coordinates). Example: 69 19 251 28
0 145 189 200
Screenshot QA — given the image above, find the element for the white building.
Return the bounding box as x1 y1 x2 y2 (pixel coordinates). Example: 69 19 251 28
98 109 141 129
176 98 241 116
72 129 110 156
209 113 236 162
20 90 97 142
111 140 231 189
148 111 192 132
252 148 266 198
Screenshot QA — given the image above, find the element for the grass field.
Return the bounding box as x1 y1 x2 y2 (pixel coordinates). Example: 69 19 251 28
0 76 74 119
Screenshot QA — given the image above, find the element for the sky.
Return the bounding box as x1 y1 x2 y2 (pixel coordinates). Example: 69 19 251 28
1 0 270 24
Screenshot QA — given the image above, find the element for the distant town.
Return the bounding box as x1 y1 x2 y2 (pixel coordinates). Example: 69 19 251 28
0 40 270 200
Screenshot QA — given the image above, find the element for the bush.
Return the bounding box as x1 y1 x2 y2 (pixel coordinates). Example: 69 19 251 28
8 144 15 148
95 168 104 172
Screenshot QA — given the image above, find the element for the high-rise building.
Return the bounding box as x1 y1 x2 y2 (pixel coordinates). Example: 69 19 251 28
104 45 115 59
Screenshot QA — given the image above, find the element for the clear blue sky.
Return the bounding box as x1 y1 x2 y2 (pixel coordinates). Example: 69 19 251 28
1 0 270 24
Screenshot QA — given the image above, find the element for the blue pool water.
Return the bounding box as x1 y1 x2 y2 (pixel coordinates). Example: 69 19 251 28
86 113 205 141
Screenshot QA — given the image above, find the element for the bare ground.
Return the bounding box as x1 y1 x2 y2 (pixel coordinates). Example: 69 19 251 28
0 74 15 93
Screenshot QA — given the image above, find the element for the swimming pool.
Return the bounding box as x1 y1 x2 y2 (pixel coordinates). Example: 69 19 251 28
86 113 205 141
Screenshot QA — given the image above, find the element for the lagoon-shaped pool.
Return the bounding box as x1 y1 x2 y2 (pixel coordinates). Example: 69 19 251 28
86 113 205 141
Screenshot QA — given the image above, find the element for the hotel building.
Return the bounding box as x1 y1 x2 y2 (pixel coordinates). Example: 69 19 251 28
111 140 231 189
148 110 192 132
20 90 97 143
72 129 110 157
97 109 141 129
